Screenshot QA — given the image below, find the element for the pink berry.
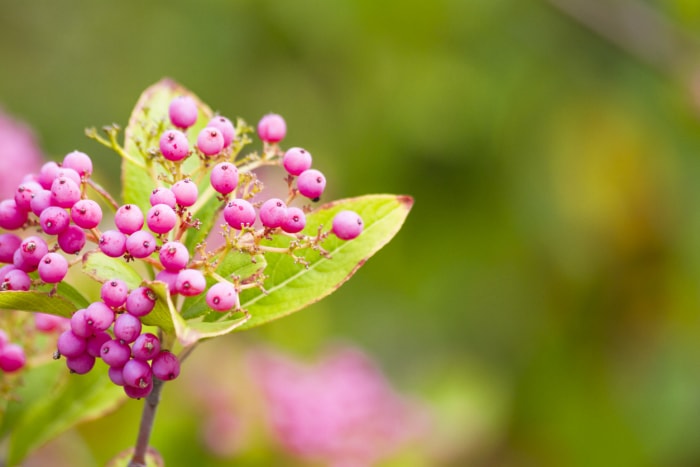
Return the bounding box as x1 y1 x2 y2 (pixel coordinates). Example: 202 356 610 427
30 189 52 216
54 168 81 187
39 206 70 235
115 204 144 235
206 282 238 312
38 161 60 189
57 330 87 358
101 279 129 308
223 199 256 229
257 113 286 143
99 230 127 258
210 162 239 195
58 225 87 254
259 198 287 229
331 210 364 240
197 127 225 156
297 169 326 200
125 230 157 259
159 129 190 162
282 147 312 176
131 333 161 361
14 181 43 211
66 353 95 374
175 268 206 297
2 269 31 291
168 96 198 129
108 366 125 386
126 287 157 317
0 344 26 372
38 252 69 283
113 313 142 344
281 206 306 234
85 301 116 333
124 380 153 399
208 116 236 147
71 199 102 229
152 350 180 380
86 331 111 358
101 339 132 367
171 178 198 207
0 234 21 263
159 241 189 272
146 204 178 234
150 187 177 209
19 236 49 267
0 199 28 230
62 150 93 178
155 269 179 295
122 358 152 388
35 313 69 333
69 309 91 338
50 176 81 208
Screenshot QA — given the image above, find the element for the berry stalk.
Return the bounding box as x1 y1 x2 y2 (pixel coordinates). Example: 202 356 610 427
128 376 164 467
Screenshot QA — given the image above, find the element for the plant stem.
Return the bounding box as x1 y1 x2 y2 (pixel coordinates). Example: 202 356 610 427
128 378 165 467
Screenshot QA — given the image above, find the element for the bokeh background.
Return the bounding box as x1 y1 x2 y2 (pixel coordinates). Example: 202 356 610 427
4 0 700 465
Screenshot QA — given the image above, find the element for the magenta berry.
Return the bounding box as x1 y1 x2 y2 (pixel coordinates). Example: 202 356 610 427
70 309 91 338
0 199 28 230
66 353 96 374
0 344 26 373
223 199 256 229
283 147 312 176
108 366 125 386
39 206 70 235
113 313 142 344
115 204 144 235
63 150 93 178
197 127 225 156
210 162 239 195
50 176 81 208
168 95 198 129
159 241 189 272
38 252 69 283
146 204 178 234
14 181 42 211
150 187 177 209
0 234 21 263
71 199 102 229
122 358 152 388
85 301 116 333
101 279 129 308
54 167 81 187
2 269 31 291
19 236 49 267
30 189 52 216
175 268 206 296
132 333 161 361
206 282 238 312
57 330 87 358
101 339 132 368
35 313 69 333
152 350 180 380
257 113 286 143
297 169 326 200
155 270 179 294
125 230 157 259
126 287 157 317
208 116 235 147
259 198 287 229
86 331 111 358
99 230 127 258
159 129 190 162
171 178 198 207
331 210 364 240
124 379 153 399
38 161 60 189
281 206 306 234
58 225 87 254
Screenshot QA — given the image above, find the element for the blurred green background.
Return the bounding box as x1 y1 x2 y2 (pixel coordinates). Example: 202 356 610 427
5 0 700 465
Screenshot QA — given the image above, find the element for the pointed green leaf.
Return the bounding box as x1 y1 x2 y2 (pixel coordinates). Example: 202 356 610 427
82 251 144 289
1 360 125 466
234 194 413 331
122 78 213 212
0 290 77 317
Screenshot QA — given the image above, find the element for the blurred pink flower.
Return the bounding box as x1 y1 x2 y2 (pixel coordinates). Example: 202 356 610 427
249 346 428 467
0 107 45 199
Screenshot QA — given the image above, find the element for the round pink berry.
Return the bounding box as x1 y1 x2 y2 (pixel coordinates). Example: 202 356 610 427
171 178 198 207
210 162 239 195
0 199 28 230
150 187 177 209
168 96 198 129
259 198 287 229
0 344 26 373
0 234 21 264
223 199 256 229
38 252 69 283
281 207 306 234
39 206 70 235
115 204 144 235
99 230 127 258
62 150 93 178
159 241 189 272
331 210 364 240
257 113 286 143
197 127 225 156
146 204 178 234
282 147 312 176
38 161 60 189
125 230 157 259
30 189 52 216
152 350 180 380
207 116 236 147
159 129 190 162
14 181 43 211
175 268 206 297
206 282 238 312
71 199 102 229
297 169 326 200
58 225 87 254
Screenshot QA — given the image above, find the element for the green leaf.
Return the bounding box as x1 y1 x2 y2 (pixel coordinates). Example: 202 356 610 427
35 281 91 310
235 194 413 331
0 290 78 317
122 78 213 212
82 251 144 289
1 360 125 466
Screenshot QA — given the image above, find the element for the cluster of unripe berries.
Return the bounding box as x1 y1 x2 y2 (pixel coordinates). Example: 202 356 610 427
0 93 363 398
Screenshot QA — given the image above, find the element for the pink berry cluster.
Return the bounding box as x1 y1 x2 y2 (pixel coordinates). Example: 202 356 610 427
0 92 364 399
